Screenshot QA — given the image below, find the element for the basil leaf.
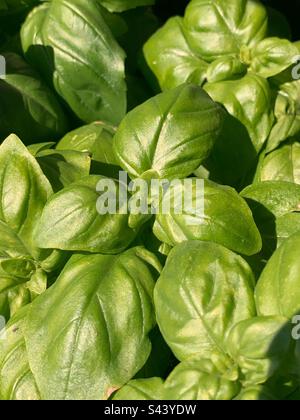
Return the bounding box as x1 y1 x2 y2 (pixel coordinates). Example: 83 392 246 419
255 231 300 318
183 0 267 62
258 142 300 185
113 84 224 181
241 181 300 218
34 175 136 254
57 122 118 166
0 308 41 401
227 316 292 386
0 134 53 259
36 149 91 192
153 179 262 256
144 17 208 91
21 0 126 125
267 80 300 153
23 247 159 400
205 74 274 152
250 38 298 78
154 241 256 361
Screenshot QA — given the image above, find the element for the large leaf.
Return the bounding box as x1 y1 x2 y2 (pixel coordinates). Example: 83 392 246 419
113 84 224 181
0 53 68 143
153 179 262 256
21 0 126 125
34 175 136 254
23 248 160 400
183 0 267 62
154 241 256 361
143 17 208 91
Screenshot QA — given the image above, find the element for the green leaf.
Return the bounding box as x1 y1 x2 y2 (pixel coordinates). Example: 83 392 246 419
113 378 164 400
205 74 274 152
241 181 300 218
163 356 240 400
23 247 159 400
1 258 35 279
227 316 292 386
143 17 208 91
113 84 224 181
0 53 69 143
99 0 155 13
0 307 41 401
257 142 300 185
57 122 118 166
154 241 256 361
115 355 240 400
183 0 267 62
36 149 91 192
0 134 53 259
276 213 300 248
267 81 300 153
250 38 298 78
21 0 126 125
241 181 300 262
27 142 56 156
255 231 300 318
153 179 262 256
0 264 30 319
206 56 247 83
34 175 136 254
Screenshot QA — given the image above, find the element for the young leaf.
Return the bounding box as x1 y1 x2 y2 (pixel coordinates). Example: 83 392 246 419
183 0 267 61
153 179 262 256
144 17 208 91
